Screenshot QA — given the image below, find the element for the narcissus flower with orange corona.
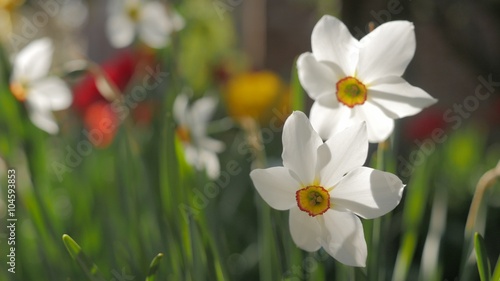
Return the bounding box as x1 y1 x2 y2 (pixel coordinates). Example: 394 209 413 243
225 71 290 125
107 0 184 49
250 111 404 266
10 38 72 134
297 15 437 143
174 93 225 179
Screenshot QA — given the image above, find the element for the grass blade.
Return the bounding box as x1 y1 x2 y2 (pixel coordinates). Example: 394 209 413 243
62 234 106 281
392 155 434 281
290 58 304 112
146 253 164 281
474 232 491 281
491 254 500 281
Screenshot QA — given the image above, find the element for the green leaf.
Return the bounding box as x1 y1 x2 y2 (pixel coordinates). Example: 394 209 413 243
62 234 106 281
392 156 434 281
491 254 500 281
475 233 491 281
146 253 164 281
290 58 305 112
474 232 492 281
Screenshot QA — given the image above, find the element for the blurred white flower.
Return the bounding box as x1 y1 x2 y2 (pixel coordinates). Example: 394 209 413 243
173 93 225 179
297 15 437 142
107 0 184 49
250 111 404 266
10 38 72 134
55 0 88 30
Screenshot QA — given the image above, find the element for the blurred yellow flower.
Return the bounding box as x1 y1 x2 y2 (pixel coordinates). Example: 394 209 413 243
0 0 23 41
225 70 290 125
0 0 22 10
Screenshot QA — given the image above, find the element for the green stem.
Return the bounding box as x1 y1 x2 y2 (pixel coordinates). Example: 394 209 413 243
367 141 388 281
460 161 500 281
242 118 281 280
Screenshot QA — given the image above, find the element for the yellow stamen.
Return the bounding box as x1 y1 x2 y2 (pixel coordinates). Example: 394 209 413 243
176 126 191 143
126 4 140 22
296 185 331 217
10 82 27 102
336 76 367 108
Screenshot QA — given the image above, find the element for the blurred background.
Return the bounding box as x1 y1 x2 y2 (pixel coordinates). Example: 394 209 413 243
0 0 499 280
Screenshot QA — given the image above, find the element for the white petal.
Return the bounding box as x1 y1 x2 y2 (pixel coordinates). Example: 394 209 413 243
26 100 59 134
108 0 125 11
315 89 340 108
321 210 367 267
173 93 189 125
139 2 171 48
309 102 357 140
171 11 185 31
184 145 220 180
311 15 359 76
357 21 416 84
30 77 72 111
317 123 368 187
355 102 394 143
297 53 338 100
199 149 220 180
250 167 301 210
107 14 135 48
331 167 404 219
282 111 323 185
368 76 437 118
289 207 322 252
183 145 200 168
190 96 218 138
199 137 225 153
191 96 218 125
12 38 53 82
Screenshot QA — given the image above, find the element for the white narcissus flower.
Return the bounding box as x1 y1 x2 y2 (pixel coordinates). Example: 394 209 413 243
107 0 184 49
10 38 72 134
297 15 437 143
250 111 405 267
173 93 225 180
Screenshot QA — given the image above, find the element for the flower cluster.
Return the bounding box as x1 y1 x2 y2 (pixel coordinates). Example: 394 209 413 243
3 1 439 270
250 15 437 266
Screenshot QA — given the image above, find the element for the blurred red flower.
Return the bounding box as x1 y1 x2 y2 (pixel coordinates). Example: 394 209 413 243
73 51 138 113
72 51 139 148
404 107 448 142
83 101 119 148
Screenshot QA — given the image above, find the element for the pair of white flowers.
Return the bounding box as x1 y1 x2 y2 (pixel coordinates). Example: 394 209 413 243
251 15 437 267
107 0 184 49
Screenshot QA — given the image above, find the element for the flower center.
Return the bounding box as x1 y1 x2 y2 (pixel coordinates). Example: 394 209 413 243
126 4 141 22
336 76 367 108
9 82 28 102
296 185 330 217
176 126 191 143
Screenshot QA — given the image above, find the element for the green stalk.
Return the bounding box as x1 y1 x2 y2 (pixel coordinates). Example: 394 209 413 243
392 156 434 281
241 118 281 280
367 140 388 281
460 161 500 281
418 186 447 281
